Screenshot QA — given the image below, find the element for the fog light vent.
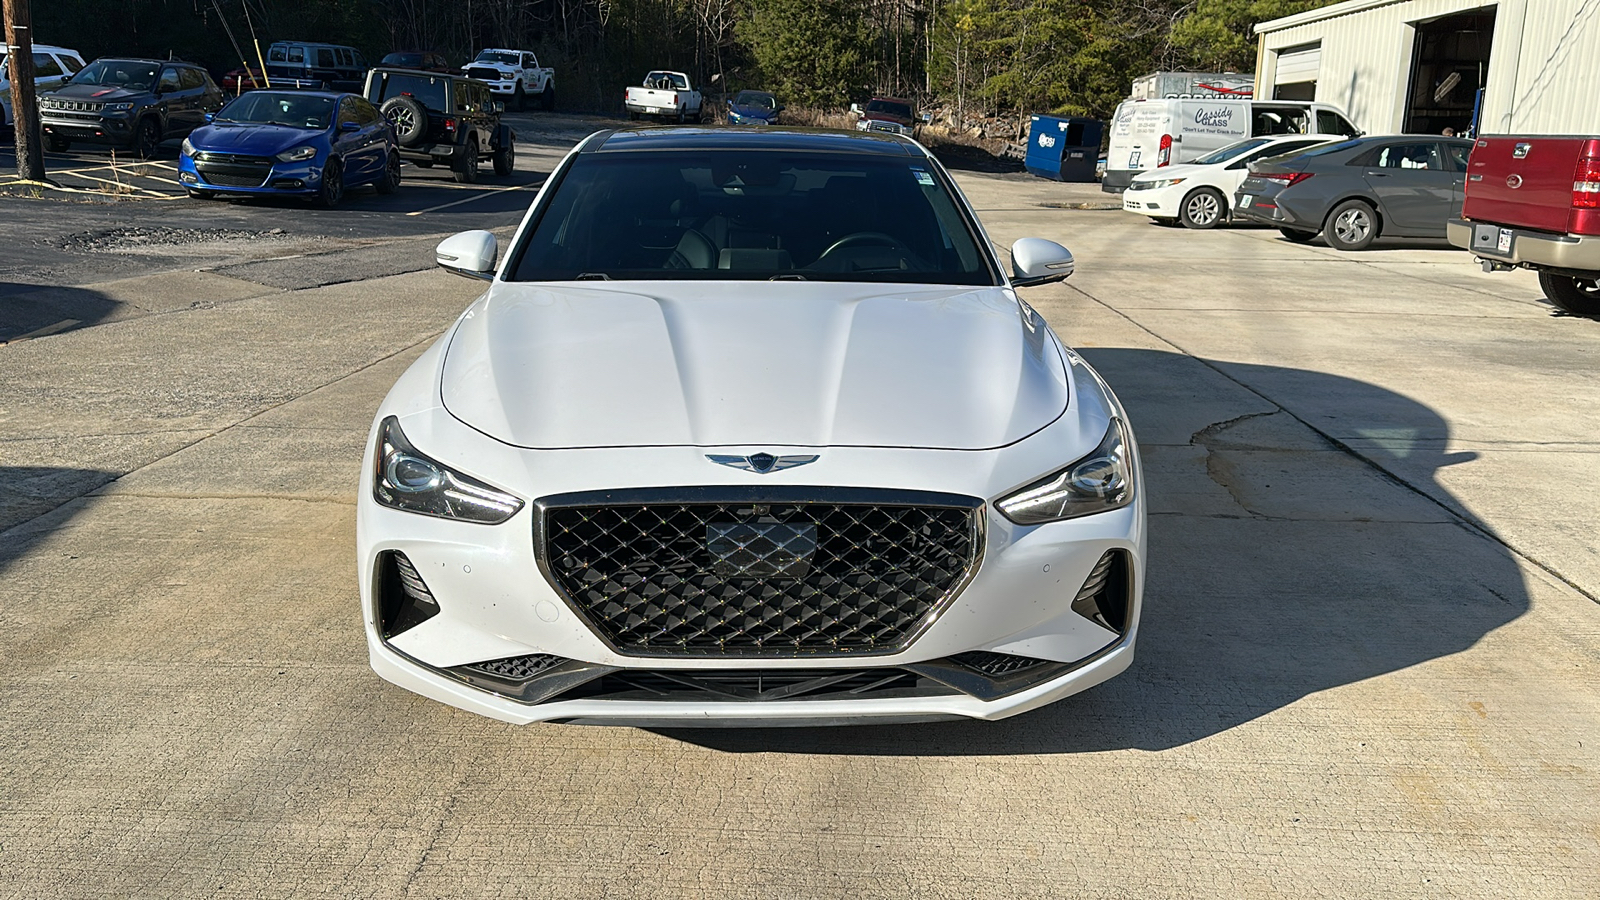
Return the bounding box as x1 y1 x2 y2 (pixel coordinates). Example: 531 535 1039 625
951 651 1049 677
1071 550 1130 634
377 551 440 638
464 654 566 682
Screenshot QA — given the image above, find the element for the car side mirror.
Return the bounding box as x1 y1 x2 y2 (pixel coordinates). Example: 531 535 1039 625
340 120 360 132
1010 238 1074 288
776 105 785 113
492 100 505 114
60 73 72 84
436 231 498 281
204 112 215 123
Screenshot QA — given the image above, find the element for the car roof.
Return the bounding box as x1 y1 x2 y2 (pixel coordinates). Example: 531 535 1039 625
590 127 923 156
94 57 180 66
235 89 351 100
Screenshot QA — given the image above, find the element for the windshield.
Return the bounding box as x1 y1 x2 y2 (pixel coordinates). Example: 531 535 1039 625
66 60 159 91
383 53 423 67
215 92 336 130
476 51 520 66
734 92 776 109
1192 138 1272 165
865 99 912 119
645 72 689 90
509 150 996 285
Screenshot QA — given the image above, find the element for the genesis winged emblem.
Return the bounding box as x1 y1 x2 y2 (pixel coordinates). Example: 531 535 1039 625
706 452 819 474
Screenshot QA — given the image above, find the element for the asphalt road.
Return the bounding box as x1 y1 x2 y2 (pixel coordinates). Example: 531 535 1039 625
2 141 1598 898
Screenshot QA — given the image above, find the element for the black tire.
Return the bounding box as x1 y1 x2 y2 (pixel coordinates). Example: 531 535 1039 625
130 118 161 159
675 108 686 125
45 134 71 153
376 152 401 194
412 159 433 168
452 137 479 184
1323 199 1378 251
492 132 515 177
513 85 526 112
187 188 214 200
380 96 428 147
1539 272 1600 316
1279 227 1318 243
315 157 345 208
629 112 641 121
540 86 555 111
1179 187 1226 229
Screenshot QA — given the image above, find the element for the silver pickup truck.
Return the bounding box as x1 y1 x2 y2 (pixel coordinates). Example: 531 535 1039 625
624 71 703 124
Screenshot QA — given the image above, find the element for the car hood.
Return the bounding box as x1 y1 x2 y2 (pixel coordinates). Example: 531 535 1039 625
46 83 150 103
440 281 1069 450
730 105 775 119
189 123 324 155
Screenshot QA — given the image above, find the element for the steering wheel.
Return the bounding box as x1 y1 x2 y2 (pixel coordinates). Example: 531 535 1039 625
817 231 912 259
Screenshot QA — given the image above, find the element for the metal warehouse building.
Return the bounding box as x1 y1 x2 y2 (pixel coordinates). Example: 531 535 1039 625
1254 0 1600 136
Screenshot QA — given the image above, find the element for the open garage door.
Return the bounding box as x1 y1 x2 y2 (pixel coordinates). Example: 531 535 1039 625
1404 7 1495 135
1274 43 1321 101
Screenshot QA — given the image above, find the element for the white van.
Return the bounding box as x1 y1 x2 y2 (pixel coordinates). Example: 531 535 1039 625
1101 98 1360 192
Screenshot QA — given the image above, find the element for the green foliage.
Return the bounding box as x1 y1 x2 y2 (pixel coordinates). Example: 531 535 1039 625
1167 0 1340 72
738 0 871 106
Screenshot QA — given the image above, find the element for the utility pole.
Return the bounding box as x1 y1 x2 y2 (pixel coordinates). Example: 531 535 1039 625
4 0 45 182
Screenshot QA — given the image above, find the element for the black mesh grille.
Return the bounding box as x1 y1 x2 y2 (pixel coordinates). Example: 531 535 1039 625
538 488 982 657
560 668 952 702
951 650 1048 677
464 654 565 681
466 67 503 81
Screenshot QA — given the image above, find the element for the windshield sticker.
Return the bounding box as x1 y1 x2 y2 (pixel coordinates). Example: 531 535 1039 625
911 168 935 186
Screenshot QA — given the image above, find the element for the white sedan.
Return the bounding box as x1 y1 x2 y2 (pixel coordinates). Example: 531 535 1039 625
358 128 1145 726
1122 133 1343 229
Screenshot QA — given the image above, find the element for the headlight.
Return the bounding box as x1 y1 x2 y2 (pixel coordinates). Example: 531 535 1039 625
181 137 195 157
102 102 134 113
996 418 1133 525
276 145 317 162
1138 178 1185 190
855 119 869 131
372 417 524 524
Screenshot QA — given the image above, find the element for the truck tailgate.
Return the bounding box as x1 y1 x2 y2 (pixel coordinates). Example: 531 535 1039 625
1462 135 1597 234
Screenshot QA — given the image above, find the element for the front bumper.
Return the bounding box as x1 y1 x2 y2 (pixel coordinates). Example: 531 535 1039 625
1448 218 1600 274
1122 183 1180 217
41 115 135 145
1101 170 1139 193
357 361 1146 726
178 153 323 195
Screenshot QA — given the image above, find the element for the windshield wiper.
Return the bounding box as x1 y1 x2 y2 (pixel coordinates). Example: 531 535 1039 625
574 272 612 281
769 274 807 281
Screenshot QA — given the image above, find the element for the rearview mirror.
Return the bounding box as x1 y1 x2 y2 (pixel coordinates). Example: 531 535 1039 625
1010 238 1074 288
436 230 498 281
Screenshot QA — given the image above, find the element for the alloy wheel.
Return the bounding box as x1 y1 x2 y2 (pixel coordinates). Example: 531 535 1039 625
1183 192 1221 228
1334 208 1371 244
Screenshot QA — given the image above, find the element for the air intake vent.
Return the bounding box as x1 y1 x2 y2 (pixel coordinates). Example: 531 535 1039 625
377 551 440 638
1071 550 1130 634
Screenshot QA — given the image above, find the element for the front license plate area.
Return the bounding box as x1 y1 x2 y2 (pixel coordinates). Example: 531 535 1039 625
708 522 817 579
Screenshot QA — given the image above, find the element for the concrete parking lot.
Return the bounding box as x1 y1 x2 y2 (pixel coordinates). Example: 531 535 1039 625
2 135 1597 898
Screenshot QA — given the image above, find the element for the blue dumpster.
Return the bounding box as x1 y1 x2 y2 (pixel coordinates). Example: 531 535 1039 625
1026 115 1104 183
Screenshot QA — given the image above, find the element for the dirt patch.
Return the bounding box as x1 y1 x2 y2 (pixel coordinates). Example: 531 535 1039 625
51 226 349 259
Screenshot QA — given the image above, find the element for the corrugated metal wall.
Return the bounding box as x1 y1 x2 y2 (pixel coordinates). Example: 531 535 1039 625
1258 0 1600 135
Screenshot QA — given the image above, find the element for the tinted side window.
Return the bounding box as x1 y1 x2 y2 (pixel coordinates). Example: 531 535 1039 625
33 52 63 78
1316 110 1357 136
158 68 181 92
179 67 205 90
453 80 472 111
62 54 85 73
288 47 305 64
337 48 353 67
1443 142 1471 171
317 48 336 68
354 98 381 125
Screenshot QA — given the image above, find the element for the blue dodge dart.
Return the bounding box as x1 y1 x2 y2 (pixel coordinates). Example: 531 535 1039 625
179 90 400 207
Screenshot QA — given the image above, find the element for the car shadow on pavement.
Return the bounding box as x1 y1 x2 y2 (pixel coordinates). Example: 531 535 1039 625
0 467 120 543
0 282 120 343
662 352 1529 755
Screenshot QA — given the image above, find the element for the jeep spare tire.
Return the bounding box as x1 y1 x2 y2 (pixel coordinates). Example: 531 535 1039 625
381 96 428 147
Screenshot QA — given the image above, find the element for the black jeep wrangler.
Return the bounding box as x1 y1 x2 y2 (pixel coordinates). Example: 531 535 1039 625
363 68 515 183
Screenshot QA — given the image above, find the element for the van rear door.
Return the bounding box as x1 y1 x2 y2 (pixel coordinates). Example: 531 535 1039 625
1108 100 1171 171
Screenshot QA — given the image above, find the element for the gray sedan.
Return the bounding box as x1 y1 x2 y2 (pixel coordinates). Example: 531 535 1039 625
1233 135 1475 250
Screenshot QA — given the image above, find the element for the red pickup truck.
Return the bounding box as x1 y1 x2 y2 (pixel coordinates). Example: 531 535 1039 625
1447 135 1600 315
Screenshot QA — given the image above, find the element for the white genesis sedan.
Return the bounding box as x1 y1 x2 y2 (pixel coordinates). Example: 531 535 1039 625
358 127 1145 726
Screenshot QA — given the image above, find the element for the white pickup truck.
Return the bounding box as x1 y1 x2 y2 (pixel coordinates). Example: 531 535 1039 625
624 71 703 124
463 49 555 111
